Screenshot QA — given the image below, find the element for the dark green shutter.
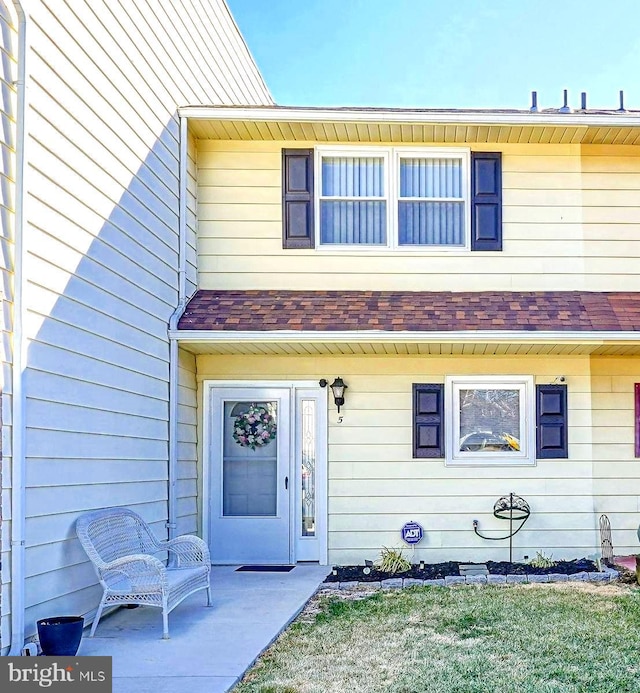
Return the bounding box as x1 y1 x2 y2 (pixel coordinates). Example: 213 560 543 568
413 384 444 458
282 149 314 249
536 384 568 458
471 152 502 251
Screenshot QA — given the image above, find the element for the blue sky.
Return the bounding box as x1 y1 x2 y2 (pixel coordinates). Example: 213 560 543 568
228 0 640 110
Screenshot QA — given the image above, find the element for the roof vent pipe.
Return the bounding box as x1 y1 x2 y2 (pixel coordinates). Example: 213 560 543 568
580 92 587 110
530 91 538 112
618 90 626 112
559 89 572 113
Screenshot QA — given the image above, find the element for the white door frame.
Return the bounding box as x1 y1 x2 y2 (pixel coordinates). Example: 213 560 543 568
202 380 328 565
208 386 292 564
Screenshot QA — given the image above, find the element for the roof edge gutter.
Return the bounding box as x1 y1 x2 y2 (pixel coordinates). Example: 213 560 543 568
166 114 190 540
177 105 640 129
169 329 640 344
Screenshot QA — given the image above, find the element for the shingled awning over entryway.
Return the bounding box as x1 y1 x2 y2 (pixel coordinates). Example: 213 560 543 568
177 290 640 333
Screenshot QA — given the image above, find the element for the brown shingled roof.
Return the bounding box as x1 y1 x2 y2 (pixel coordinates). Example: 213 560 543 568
177 291 640 333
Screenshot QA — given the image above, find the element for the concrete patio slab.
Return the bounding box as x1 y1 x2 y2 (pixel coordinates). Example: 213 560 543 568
78 564 329 693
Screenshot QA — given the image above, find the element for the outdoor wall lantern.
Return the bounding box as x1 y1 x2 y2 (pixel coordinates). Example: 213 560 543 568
319 377 348 413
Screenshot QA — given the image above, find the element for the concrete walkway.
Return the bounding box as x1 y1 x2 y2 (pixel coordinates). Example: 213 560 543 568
79 564 329 693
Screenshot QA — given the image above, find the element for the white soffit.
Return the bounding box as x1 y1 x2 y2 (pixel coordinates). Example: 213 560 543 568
180 106 640 145
173 330 640 357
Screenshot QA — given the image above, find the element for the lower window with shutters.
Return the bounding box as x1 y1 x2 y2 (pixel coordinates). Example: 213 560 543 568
445 376 535 466
413 377 568 464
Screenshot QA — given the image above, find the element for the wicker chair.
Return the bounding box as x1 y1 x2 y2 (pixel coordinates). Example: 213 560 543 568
76 507 212 639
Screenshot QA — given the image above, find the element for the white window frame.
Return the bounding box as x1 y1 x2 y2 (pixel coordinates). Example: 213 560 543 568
445 375 536 467
394 148 470 250
315 145 471 252
315 145 392 248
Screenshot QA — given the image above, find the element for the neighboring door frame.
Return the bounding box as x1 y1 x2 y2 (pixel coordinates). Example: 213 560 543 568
202 380 328 565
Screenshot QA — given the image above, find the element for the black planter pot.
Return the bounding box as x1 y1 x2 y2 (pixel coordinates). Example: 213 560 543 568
37 616 84 656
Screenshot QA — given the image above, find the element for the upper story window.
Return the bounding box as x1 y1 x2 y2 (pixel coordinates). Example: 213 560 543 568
316 147 469 250
398 154 465 247
320 153 388 245
282 147 501 252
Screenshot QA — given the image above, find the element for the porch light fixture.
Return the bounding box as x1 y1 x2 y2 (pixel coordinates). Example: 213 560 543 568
329 377 347 413
319 378 349 413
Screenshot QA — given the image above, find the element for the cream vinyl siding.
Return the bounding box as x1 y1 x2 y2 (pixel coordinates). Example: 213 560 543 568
0 0 16 652
10 0 270 644
196 139 640 292
198 140 586 290
591 357 640 556
582 145 640 289
177 348 198 535
195 354 598 565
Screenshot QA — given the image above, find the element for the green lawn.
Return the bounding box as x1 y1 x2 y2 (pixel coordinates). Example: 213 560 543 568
235 583 640 693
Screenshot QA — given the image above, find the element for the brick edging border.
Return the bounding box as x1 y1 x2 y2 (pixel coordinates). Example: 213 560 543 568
321 567 620 590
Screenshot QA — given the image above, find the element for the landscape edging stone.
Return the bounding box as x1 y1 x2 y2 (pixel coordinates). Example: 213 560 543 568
322 569 619 591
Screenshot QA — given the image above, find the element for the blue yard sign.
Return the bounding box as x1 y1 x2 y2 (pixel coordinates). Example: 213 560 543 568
401 521 423 545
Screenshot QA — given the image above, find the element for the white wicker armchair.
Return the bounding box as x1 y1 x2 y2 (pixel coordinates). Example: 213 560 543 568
76 507 212 639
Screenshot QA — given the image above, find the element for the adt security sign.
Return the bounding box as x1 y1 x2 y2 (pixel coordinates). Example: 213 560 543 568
401 521 423 545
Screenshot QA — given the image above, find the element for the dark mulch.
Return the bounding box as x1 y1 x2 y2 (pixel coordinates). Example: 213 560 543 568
485 559 596 575
324 558 598 583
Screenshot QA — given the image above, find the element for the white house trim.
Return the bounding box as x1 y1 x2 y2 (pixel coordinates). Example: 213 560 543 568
9 0 27 657
178 116 188 304
166 116 192 541
313 145 472 252
178 105 640 128
445 375 536 467
201 380 327 565
171 329 640 345
167 334 179 540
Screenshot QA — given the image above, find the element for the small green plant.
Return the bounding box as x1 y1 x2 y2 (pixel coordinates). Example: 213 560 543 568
528 550 556 569
376 546 411 574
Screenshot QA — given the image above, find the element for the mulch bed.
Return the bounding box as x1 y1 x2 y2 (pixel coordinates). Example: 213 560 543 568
324 558 598 583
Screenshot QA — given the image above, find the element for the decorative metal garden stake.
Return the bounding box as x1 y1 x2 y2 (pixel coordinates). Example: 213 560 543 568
473 492 530 563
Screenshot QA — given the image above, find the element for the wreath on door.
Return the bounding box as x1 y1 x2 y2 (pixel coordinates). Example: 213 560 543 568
232 403 277 450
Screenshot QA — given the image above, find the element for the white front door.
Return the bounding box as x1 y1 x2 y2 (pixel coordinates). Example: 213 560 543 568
209 388 291 564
